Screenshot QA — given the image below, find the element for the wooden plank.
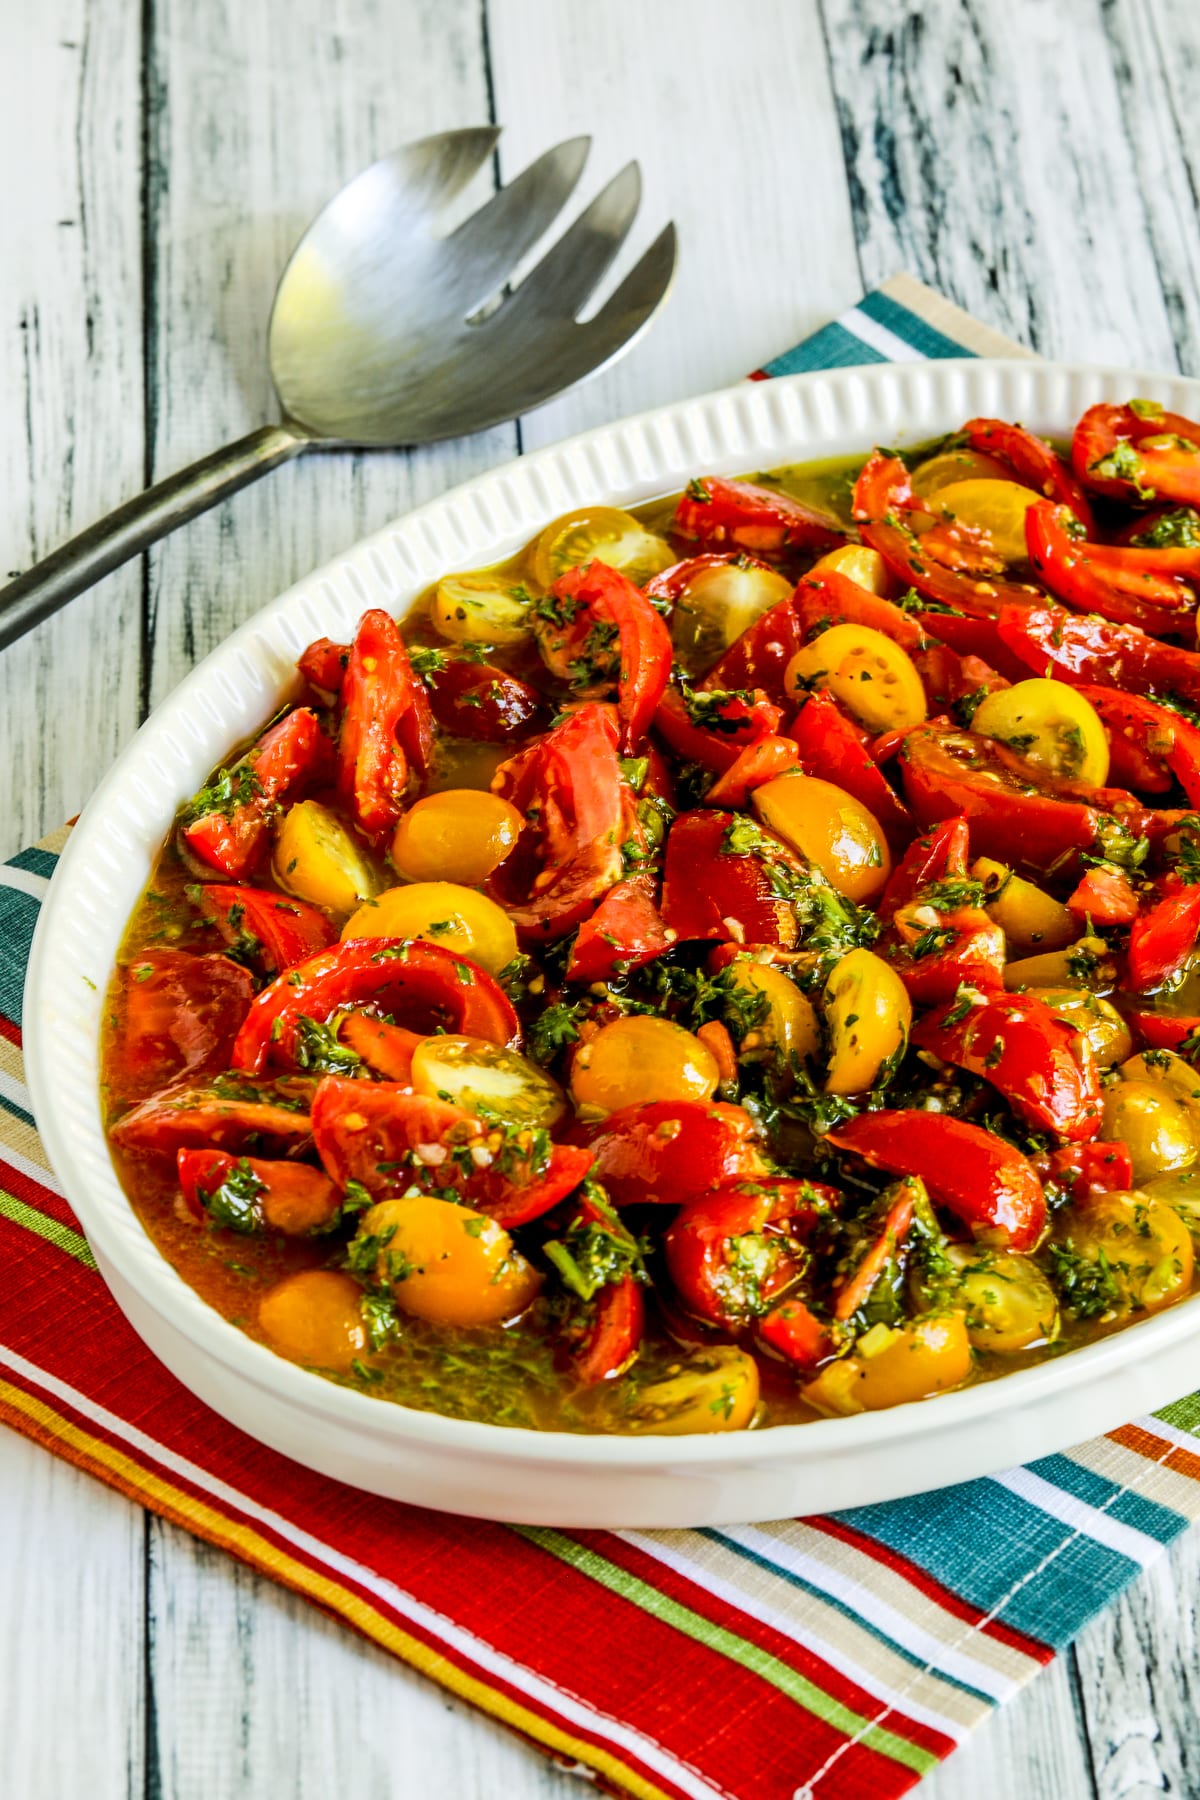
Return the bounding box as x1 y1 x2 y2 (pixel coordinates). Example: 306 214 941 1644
820 0 1177 364
0 1432 145 1799
489 0 862 450
142 0 520 714
0 0 145 858
921 1651 1097 1800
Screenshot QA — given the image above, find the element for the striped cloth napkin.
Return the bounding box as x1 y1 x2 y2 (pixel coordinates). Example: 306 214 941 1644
5 275 1200 1800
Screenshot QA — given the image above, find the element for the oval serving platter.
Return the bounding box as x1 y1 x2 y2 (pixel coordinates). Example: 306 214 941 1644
24 356 1200 1528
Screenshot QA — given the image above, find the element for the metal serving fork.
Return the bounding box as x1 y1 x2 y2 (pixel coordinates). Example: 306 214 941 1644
0 127 676 650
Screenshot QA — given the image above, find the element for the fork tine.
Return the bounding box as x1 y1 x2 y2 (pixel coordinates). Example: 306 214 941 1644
505 161 643 319
445 136 591 314
564 221 679 377
380 126 502 212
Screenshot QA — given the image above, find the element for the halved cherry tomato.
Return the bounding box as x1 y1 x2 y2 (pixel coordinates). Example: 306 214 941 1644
753 773 892 904
828 1110 1047 1251
533 560 672 751
258 1270 368 1369
654 685 784 773
1066 865 1139 926
298 636 348 700
354 1195 540 1325
650 554 793 670
1073 401 1200 506
664 1178 839 1326
787 623 928 735
1075 687 1200 807
878 816 969 916
887 902 1006 1006
489 702 627 940
1025 502 1196 635
108 951 254 1104
912 991 1103 1141
704 735 803 808
572 1017 718 1114
230 939 519 1074
343 881 518 975
337 609 433 839
182 708 328 879
673 475 843 557
703 594 809 703
576 1100 768 1206
311 1078 591 1226
194 885 336 975
552 1190 646 1385
997 605 1200 710
422 654 547 742
177 1149 341 1235
661 809 799 946
971 679 1110 786
788 691 914 851
962 417 1095 529
566 876 674 984
853 452 1042 617
531 506 674 590
830 1178 918 1321
757 1299 834 1372
1127 881 1200 992
110 1078 317 1159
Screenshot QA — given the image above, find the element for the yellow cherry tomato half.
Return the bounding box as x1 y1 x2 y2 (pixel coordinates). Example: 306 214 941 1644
530 505 675 590
620 1346 760 1435
273 799 384 918
1027 988 1132 1068
806 544 894 595
971 857 1078 955
258 1270 369 1371
943 1247 1058 1353
1054 1191 1194 1315
802 1315 972 1415
933 479 1040 565
570 1015 719 1115
823 948 911 1095
431 572 534 646
1142 1168 1200 1250
1101 1082 1200 1184
909 447 1013 498
357 1197 541 1326
725 960 821 1069
391 789 523 887
410 1035 566 1128
342 880 518 975
670 559 793 669
1003 936 1117 994
753 773 892 904
1119 1049 1200 1115
972 679 1110 786
786 623 927 734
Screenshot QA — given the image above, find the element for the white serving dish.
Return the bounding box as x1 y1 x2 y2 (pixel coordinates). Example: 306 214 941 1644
25 357 1200 1528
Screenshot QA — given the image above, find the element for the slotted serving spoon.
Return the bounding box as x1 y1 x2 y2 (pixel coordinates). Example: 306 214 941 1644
0 126 676 651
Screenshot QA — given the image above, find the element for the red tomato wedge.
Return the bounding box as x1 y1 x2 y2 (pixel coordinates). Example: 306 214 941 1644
576 1100 769 1206
1073 402 1200 506
664 1177 839 1328
177 1149 341 1235
673 476 844 557
194 884 336 974
828 1111 1047 1251
1025 501 1196 635
962 417 1095 529
789 691 914 851
654 685 784 772
1127 882 1200 992
337 608 433 838
566 876 674 984
997 605 1200 709
110 1078 317 1159
912 992 1103 1142
108 951 254 1105
182 708 327 879
534 560 672 752
661 809 799 946
230 939 519 1074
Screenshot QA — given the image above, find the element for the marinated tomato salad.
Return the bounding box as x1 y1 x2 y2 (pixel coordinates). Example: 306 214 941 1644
102 401 1200 1434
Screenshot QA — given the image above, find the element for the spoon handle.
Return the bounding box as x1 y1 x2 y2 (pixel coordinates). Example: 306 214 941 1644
0 423 307 652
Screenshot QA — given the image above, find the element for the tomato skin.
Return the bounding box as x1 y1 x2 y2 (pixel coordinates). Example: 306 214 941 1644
1075 687 1200 807
177 1149 341 1235
298 636 349 700
673 475 844 557
337 1013 422 1083
661 809 798 947
1130 1011 1200 1052
654 685 783 772
1066 865 1139 927
423 655 547 742
703 594 809 702
1025 502 1194 635
997 605 1200 711
337 609 433 839
540 560 673 752
576 1100 768 1206
664 1178 838 1326
757 1299 834 1372
1073 402 1200 506
853 452 1041 618
195 884 337 974
788 691 914 852
828 1110 1047 1251
110 1079 317 1159
962 417 1095 530
230 939 519 1074
879 816 969 917
913 992 1103 1142
889 905 1007 1006
911 642 1009 717
182 708 328 879
704 735 802 808
565 876 674 984
570 1275 645 1385
489 703 627 940
311 1078 590 1225
831 1180 917 1320
109 951 254 1104
1127 882 1200 992
1034 1141 1134 1205
793 570 925 652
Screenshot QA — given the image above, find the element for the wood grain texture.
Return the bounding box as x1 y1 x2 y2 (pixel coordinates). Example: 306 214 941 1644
4 1 1200 1796
0 1 146 859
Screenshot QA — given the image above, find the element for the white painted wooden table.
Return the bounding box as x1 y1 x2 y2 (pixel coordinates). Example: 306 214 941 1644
3 3 1199 1794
